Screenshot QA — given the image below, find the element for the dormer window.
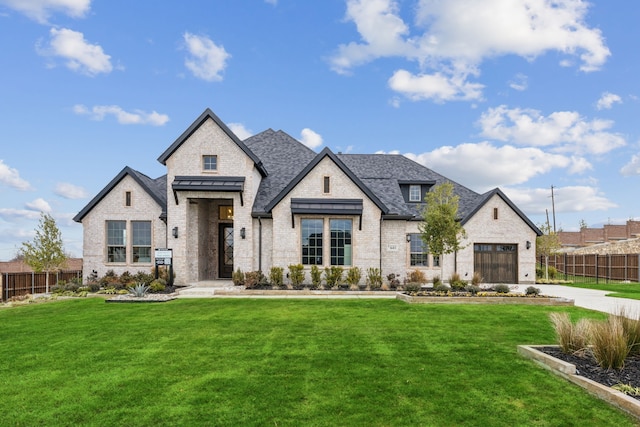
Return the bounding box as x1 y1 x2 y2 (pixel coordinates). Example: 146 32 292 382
203 155 218 172
409 185 421 202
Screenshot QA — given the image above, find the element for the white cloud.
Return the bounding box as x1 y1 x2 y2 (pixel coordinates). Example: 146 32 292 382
331 0 609 102
300 128 323 150
38 27 112 76
388 69 484 102
227 123 253 140
183 32 230 82
0 208 42 221
265 0 277 5
596 92 622 110
509 73 528 91
54 182 88 199
620 153 640 176
477 105 626 155
0 0 90 24
0 160 33 191
73 104 169 126
397 141 571 192
25 198 51 213
503 185 617 215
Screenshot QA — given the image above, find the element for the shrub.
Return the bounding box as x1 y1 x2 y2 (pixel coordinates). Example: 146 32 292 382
408 269 426 284
324 266 344 289
548 266 557 279
434 284 450 293
549 312 592 355
471 272 482 286
536 266 545 278
86 282 100 293
232 268 244 286
310 265 322 289
525 286 541 296
128 283 150 297
615 307 640 356
493 284 510 294
386 273 400 289
345 267 362 288
134 271 155 286
464 284 480 295
149 279 166 293
404 282 421 293
590 316 630 370
432 276 442 287
288 264 305 288
120 271 135 286
269 266 284 288
366 268 382 290
244 271 263 289
449 273 467 291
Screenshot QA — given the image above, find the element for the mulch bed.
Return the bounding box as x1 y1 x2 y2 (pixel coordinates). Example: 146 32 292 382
540 346 640 400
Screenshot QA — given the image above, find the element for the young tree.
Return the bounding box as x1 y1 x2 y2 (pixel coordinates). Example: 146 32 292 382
418 182 467 278
19 212 67 293
536 222 561 280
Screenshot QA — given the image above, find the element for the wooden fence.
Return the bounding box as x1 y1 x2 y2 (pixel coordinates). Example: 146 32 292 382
542 254 640 283
1 270 82 302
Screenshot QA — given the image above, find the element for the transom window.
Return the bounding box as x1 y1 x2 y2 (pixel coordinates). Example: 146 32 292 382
330 219 352 266
132 221 151 263
203 155 218 171
409 185 421 202
409 233 428 266
107 221 126 263
301 219 323 265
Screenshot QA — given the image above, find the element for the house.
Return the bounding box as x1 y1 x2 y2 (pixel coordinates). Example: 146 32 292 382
74 108 542 286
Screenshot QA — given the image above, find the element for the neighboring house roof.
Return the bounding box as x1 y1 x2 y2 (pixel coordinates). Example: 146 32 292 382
464 188 543 236
73 166 167 222
157 108 268 177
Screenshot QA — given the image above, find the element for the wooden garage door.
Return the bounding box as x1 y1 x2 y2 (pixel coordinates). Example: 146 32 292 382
474 244 518 284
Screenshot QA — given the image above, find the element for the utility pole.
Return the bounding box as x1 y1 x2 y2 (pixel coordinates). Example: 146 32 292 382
550 185 557 233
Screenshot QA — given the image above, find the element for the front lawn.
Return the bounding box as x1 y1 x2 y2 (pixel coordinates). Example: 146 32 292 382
563 281 640 300
0 299 636 426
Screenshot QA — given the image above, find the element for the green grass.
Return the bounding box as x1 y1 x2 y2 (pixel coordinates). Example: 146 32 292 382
0 298 636 426
562 281 640 300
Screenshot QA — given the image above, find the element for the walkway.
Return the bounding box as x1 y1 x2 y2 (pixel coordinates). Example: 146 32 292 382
533 284 640 317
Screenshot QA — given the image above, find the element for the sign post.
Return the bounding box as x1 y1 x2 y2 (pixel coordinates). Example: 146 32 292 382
154 248 173 286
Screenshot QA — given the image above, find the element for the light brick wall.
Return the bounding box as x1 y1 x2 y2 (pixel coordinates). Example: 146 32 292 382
80 175 166 280
268 157 382 285
164 118 259 285
460 194 538 284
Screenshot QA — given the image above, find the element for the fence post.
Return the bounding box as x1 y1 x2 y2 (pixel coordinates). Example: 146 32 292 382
31 271 34 294
595 254 598 284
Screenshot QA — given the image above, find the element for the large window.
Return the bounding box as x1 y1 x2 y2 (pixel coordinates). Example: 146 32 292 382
330 219 352 266
132 221 152 263
409 233 428 266
107 221 126 263
302 219 323 265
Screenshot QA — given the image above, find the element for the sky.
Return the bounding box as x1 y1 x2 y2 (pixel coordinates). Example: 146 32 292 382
1 0 640 260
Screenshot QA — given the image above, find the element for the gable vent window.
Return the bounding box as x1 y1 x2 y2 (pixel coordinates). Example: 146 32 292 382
409 185 421 202
203 155 218 171
323 176 330 194
125 191 132 207
493 207 499 220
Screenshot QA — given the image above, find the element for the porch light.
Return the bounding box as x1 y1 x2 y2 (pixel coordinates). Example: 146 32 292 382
172 227 178 238
526 240 531 250
240 227 246 239
406 234 411 242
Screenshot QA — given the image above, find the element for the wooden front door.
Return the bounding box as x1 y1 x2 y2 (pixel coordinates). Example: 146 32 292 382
219 224 234 279
474 244 518 283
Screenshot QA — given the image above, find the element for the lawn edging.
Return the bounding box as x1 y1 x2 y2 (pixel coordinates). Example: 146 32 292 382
518 345 640 421
397 294 574 305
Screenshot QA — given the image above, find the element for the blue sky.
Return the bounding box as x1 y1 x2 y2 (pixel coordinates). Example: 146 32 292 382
1 0 639 260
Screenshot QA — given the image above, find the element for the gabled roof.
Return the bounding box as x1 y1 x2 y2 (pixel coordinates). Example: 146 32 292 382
462 188 543 236
157 108 267 177
73 167 166 222
262 147 389 214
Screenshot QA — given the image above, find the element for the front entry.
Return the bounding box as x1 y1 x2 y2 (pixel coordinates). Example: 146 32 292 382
219 224 234 278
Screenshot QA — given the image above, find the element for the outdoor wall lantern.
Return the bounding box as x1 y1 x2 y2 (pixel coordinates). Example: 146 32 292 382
526 240 531 250
240 227 246 239
172 227 178 238
406 234 411 242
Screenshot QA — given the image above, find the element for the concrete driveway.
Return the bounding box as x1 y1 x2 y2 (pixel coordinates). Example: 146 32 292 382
530 284 640 317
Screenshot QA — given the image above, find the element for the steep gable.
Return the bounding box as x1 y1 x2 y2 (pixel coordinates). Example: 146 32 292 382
73 167 166 222
464 188 542 235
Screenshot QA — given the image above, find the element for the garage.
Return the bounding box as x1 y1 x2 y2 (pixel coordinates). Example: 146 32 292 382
474 243 518 284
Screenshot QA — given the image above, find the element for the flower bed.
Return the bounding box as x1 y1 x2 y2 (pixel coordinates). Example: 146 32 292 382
397 292 574 306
